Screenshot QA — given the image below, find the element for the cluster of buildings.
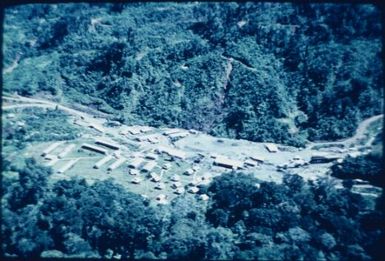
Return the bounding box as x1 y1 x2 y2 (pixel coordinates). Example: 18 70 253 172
119 125 154 136
155 146 186 160
309 152 342 164
80 139 131 171
42 121 350 204
72 135 205 203
41 138 127 175
41 141 74 168
41 126 312 205
210 153 266 170
124 151 211 205
163 129 190 141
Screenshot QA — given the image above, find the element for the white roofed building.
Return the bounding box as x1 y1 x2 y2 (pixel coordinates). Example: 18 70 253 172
170 175 180 182
250 155 265 163
131 177 142 184
107 158 126 171
175 187 185 194
150 173 162 182
310 153 341 163
142 161 157 172
94 155 114 169
155 183 166 190
58 144 76 159
89 124 104 133
81 143 108 155
189 179 200 186
155 146 186 160
183 169 194 176
127 127 141 135
171 182 183 189
57 159 79 174
147 136 160 144
156 194 168 204
199 194 209 201
95 139 120 150
145 153 158 160
128 157 144 169
44 154 57 161
168 131 189 140
46 158 59 167
213 156 243 170
162 163 172 170
265 143 279 153
188 187 199 194
163 129 181 136
244 159 257 167
41 141 64 156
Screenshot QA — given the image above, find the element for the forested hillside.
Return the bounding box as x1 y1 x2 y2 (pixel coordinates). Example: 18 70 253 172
2 160 384 259
3 3 383 146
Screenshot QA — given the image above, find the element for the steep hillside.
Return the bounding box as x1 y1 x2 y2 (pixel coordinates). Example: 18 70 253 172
3 3 383 146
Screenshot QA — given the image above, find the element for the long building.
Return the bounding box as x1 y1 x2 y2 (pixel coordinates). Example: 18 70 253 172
127 126 153 135
128 157 144 169
46 157 59 167
44 154 57 160
141 161 157 172
147 136 159 144
155 146 186 160
151 173 162 182
127 127 141 135
134 136 148 142
214 156 243 170
145 153 158 160
250 155 265 163
95 139 120 150
57 159 79 174
170 175 180 181
89 124 104 133
132 177 142 184
168 132 189 140
58 144 76 159
265 143 279 153
107 158 126 171
139 126 153 133
310 153 341 164
94 155 114 169
244 159 257 167
163 129 181 136
81 143 108 155
41 141 64 156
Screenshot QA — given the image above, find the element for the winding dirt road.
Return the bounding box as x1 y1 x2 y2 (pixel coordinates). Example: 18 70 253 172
2 94 383 149
3 94 106 133
309 114 383 147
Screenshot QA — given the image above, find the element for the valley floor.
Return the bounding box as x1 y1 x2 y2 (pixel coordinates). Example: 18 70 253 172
2 94 383 203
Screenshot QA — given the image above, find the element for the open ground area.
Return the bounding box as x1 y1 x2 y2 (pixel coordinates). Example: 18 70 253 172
3 94 383 203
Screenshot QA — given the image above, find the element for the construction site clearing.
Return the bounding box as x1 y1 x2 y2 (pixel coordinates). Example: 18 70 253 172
10 110 383 204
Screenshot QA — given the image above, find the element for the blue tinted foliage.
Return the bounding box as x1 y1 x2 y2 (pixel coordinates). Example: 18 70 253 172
2 160 384 259
3 3 382 146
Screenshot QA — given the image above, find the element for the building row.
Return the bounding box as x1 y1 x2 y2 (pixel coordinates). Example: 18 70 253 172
95 139 120 150
155 146 186 160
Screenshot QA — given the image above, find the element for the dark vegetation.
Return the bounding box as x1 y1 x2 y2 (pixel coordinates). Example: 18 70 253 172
2 108 80 150
331 130 384 187
2 161 384 259
331 153 383 187
3 3 383 146
2 3 383 260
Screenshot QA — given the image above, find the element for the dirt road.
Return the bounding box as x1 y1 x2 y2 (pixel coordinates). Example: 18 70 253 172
309 114 383 148
349 114 383 143
3 94 383 150
3 95 106 134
